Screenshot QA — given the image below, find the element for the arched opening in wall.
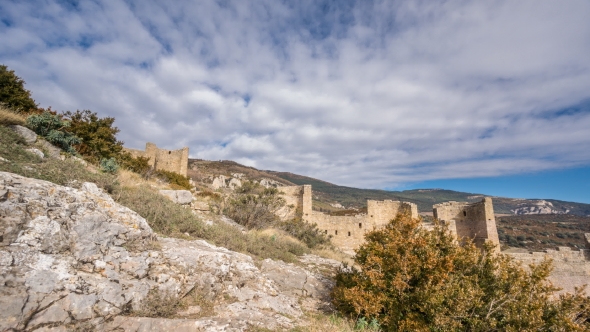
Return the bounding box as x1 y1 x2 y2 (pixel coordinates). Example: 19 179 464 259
335 230 338 235
463 211 467 216
325 230 328 234
359 223 362 228
348 231 351 236
168 151 171 154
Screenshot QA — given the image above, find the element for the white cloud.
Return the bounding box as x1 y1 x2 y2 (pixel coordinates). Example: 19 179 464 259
1 0 590 189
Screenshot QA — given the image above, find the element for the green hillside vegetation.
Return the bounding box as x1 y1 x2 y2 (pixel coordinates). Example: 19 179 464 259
497 214 590 251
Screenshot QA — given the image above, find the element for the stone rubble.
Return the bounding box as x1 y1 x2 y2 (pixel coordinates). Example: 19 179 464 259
0 172 338 331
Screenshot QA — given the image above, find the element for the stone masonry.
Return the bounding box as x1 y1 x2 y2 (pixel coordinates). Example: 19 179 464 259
433 198 500 250
280 185 419 253
125 142 189 177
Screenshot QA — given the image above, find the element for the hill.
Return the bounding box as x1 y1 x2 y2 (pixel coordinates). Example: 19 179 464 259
268 171 590 216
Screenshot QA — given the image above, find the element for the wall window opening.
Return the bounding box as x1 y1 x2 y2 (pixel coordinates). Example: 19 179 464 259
359 223 362 228
463 211 467 216
348 231 351 236
335 230 338 235
168 151 171 154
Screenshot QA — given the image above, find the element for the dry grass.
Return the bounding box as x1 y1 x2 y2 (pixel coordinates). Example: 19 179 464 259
311 248 355 267
0 106 26 126
118 169 170 189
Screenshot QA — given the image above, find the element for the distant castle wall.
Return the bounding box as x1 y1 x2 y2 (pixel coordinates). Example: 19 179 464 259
125 142 189 177
433 198 500 250
507 247 590 295
279 185 418 252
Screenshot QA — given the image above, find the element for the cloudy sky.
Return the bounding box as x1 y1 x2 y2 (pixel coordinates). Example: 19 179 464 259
2 0 590 202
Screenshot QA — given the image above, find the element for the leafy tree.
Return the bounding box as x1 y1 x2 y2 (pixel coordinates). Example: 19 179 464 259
0 64 37 113
26 111 80 154
62 110 124 164
332 212 590 331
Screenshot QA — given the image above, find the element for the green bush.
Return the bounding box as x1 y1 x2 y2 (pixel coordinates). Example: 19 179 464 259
332 212 590 331
276 216 330 249
0 64 37 114
119 152 152 176
156 169 191 190
62 110 124 164
26 111 80 154
100 157 119 173
0 125 118 192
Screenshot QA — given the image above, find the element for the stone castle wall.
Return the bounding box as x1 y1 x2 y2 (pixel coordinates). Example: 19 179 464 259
507 247 590 295
433 198 500 250
125 142 189 177
279 185 418 252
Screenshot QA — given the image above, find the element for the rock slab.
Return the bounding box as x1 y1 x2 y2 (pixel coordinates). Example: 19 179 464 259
0 172 337 331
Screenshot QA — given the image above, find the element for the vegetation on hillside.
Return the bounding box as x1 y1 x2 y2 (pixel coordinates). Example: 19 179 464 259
0 64 37 113
332 212 590 331
0 124 117 192
497 214 590 250
63 109 124 164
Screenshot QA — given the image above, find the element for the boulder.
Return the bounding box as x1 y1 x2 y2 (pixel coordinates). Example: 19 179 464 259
9 125 37 144
26 148 44 158
159 190 193 205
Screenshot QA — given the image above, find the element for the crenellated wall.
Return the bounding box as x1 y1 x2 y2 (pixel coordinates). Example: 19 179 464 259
279 185 418 252
125 142 189 177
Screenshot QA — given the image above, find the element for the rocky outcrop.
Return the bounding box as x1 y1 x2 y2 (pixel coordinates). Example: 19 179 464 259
0 172 337 331
511 200 569 215
9 125 37 144
159 190 193 205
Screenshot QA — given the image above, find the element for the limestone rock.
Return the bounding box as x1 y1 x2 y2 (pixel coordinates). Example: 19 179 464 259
37 140 63 159
0 172 338 331
26 148 44 158
259 178 283 188
211 175 227 189
9 125 37 144
228 178 242 189
159 189 193 205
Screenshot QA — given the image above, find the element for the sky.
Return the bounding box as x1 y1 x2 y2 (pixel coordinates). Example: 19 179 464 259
1 0 590 203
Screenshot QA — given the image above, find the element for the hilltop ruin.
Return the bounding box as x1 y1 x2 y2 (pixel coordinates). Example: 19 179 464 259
279 185 500 253
125 142 189 177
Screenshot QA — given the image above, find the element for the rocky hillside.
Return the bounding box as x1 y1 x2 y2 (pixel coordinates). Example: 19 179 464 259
0 172 339 331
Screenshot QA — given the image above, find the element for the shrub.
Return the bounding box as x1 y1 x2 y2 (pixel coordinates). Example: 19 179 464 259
0 64 37 114
100 157 119 173
156 169 191 190
26 110 81 154
332 212 590 331
119 152 152 176
62 110 124 164
0 125 118 192
276 215 330 249
224 181 285 229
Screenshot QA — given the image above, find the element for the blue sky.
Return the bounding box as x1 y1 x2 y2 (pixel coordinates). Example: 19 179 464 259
1 0 590 203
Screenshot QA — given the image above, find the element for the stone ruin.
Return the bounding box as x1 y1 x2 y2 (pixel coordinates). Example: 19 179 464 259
278 185 500 253
124 142 189 177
